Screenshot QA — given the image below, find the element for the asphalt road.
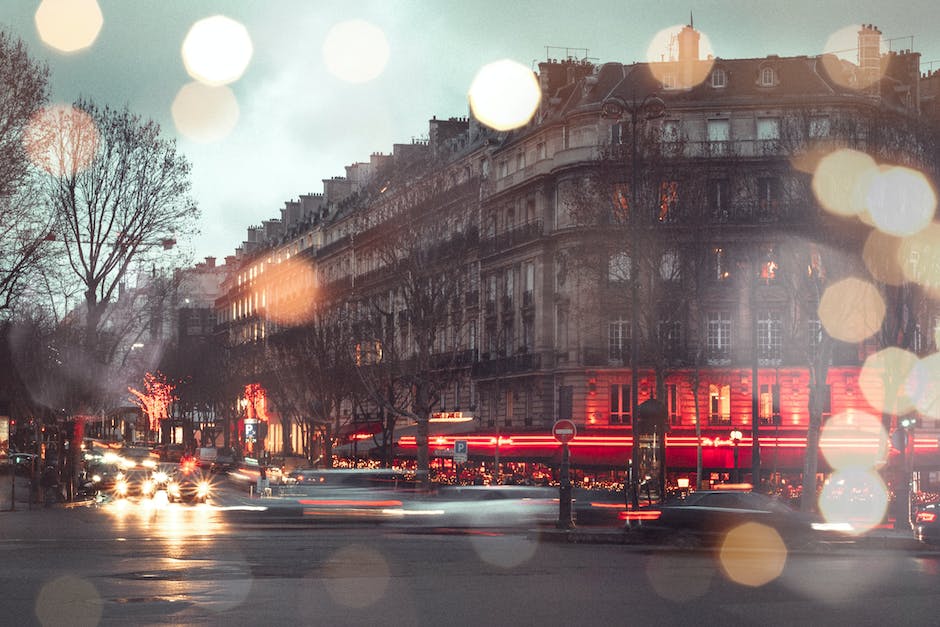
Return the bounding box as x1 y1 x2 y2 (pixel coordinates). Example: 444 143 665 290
2 496 940 627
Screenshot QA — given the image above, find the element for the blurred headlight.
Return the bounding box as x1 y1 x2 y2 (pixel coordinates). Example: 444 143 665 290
142 479 155 495
115 480 128 496
92 474 101 483
168 482 181 497
142 459 157 469
197 481 211 498
152 471 168 484
812 522 854 532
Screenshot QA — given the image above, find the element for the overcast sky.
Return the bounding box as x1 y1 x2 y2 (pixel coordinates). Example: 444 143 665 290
3 1 940 263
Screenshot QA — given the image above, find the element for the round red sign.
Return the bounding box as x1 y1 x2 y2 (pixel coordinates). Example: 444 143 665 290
552 419 577 443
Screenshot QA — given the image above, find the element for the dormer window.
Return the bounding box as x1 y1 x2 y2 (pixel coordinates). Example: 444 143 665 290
662 73 677 90
759 66 776 87
711 68 727 88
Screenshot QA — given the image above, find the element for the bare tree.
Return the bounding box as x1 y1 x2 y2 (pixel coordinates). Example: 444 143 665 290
263 306 358 466
354 225 477 489
0 29 51 314
28 98 198 412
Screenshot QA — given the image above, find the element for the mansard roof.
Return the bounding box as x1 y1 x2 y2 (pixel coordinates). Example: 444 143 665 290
540 52 915 121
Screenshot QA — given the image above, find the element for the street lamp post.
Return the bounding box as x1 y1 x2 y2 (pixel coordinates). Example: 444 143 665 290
730 429 743 483
602 93 666 509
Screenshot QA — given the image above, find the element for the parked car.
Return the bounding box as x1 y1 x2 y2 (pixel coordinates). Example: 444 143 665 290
624 490 845 549
915 502 940 545
6 452 39 476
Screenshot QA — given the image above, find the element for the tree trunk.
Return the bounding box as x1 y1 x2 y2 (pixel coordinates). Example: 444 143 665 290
801 369 827 512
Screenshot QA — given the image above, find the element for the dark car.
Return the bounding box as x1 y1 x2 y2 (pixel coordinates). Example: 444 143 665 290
113 468 153 498
624 490 842 549
6 452 39 476
573 488 626 526
915 502 940 545
167 459 211 503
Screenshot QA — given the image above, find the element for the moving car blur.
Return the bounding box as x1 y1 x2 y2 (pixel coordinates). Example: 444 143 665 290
624 489 848 549
277 468 415 519
401 485 557 528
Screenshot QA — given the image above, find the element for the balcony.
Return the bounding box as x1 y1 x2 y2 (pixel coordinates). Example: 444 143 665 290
430 349 477 370
471 352 540 377
479 220 543 256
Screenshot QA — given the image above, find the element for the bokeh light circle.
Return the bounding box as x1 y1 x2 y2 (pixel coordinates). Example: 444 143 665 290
812 149 878 217
321 544 390 608
23 104 99 177
645 553 712 602
469 534 539 569
904 352 940 419
34 0 103 53
899 222 940 293
248 257 318 326
817 468 889 535
817 277 885 343
468 59 541 132
172 82 240 143
35 574 103 626
866 166 936 237
819 411 888 470
718 523 787 587
820 24 888 91
645 24 715 89
862 230 905 286
322 19 390 84
182 15 253 86
858 347 918 416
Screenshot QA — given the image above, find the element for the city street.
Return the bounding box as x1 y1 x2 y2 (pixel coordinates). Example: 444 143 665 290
3 498 940 626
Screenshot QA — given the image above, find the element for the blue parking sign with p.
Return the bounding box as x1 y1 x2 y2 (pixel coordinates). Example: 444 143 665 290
454 439 468 463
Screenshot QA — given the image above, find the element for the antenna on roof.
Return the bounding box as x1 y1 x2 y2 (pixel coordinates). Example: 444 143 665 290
690 11 693 29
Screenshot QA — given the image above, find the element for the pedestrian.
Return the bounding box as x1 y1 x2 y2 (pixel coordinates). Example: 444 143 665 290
257 465 269 497
40 466 59 507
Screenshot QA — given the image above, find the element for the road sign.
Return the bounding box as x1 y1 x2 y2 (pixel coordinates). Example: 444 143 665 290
552 419 577 443
454 439 468 463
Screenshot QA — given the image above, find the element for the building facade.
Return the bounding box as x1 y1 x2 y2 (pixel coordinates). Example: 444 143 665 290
213 23 940 496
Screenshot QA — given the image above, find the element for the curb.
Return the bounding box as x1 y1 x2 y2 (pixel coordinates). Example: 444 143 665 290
534 527 940 552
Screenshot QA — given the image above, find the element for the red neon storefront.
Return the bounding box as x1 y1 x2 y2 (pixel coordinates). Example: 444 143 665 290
395 432 940 471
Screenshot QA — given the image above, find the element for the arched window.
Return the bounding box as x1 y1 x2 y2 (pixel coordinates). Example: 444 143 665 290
759 66 776 87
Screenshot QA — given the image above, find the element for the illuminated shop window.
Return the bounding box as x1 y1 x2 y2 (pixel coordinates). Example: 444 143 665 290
610 384 631 425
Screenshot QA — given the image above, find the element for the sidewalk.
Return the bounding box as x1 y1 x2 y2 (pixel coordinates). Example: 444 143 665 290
0 472 39 511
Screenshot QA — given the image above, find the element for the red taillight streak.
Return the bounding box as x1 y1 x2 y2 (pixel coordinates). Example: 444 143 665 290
916 511 937 523
622 510 662 521
297 499 402 507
